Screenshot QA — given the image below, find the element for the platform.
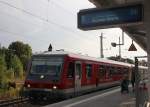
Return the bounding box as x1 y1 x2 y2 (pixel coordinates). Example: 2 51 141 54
44 86 135 107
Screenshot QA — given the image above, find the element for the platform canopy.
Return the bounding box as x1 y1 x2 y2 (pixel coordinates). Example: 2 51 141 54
89 0 146 52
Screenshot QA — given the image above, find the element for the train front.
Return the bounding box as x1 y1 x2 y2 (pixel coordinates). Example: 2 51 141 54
24 53 65 100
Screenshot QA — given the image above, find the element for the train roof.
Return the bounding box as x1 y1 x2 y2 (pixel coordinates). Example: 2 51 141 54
138 66 148 69
33 51 132 67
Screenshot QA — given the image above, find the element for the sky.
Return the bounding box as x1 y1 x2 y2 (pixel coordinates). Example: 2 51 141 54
0 0 147 60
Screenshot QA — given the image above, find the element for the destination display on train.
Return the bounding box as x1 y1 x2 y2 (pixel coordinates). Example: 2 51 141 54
78 4 143 30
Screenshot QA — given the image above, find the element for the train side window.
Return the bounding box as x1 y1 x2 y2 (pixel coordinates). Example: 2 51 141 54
117 67 121 74
109 67 117 75
99 65 105 78
76 63 82 79
123 68 129 75
107 66 113 77
86 64 92 79
67 62 74 78
109 67 115 76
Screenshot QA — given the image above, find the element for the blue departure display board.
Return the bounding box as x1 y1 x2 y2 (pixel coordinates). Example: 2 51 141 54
78 4 143 30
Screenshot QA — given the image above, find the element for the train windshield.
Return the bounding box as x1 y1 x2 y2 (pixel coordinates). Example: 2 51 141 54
30 56 63 76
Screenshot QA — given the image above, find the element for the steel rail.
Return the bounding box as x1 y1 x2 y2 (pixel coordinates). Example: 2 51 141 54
0 97 29 107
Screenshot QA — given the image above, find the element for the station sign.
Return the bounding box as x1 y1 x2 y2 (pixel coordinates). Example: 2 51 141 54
78 4 143 30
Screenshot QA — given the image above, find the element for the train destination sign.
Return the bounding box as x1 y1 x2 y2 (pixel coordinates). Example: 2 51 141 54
78 4 143 30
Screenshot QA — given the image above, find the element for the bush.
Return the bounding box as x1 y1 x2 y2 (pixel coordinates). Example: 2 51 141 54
8 41 32 71
11 55 24 79
0 44 28 98
0 55 6 88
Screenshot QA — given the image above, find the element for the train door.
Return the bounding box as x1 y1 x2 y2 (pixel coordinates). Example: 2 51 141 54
99 65 106 82
74 62 82 93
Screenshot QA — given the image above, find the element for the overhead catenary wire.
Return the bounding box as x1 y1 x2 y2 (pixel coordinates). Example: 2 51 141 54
0 28 48 49
0 28 25 40
0 9 96 48
0 27 57 50
0 3 98 51
46 0 97 42
46 0 99 41
0 0 97 44
48 0 75 16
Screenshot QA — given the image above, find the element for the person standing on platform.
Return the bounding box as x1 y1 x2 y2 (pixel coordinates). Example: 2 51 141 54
131 69 135 92
121 74 129 93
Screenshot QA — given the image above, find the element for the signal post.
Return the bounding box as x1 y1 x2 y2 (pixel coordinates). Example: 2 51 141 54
144 0 150 105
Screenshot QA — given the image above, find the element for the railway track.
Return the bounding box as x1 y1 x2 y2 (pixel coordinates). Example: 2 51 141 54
0 97 29 107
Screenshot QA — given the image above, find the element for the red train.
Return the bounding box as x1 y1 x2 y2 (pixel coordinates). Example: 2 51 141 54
24 51 146 100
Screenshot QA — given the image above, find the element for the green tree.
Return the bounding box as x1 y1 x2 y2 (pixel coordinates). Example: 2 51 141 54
107 56 134 64
0 47 7 55
0 55 6 87
11 55 23 78
8 41 32 71
126 58 134 64
107 56 118 61
5 49 14 69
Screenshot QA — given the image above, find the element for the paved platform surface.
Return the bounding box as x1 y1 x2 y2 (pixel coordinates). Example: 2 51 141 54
44 86 135 107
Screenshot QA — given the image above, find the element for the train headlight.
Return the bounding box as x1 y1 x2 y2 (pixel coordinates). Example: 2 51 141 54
40 75 44 79
27 84 31 88
53 86 57 89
